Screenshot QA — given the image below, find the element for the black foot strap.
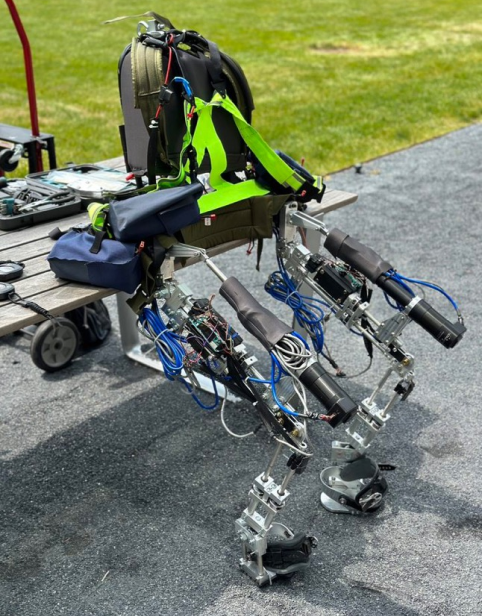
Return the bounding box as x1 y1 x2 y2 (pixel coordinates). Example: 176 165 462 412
322 456 389 513
263 533 317 576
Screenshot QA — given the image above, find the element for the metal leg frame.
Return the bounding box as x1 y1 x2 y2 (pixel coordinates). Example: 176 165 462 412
236 442 317 586
274 206 420 515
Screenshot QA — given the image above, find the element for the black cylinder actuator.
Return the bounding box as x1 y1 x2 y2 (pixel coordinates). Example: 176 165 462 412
299 362 358 427
324 229 465 349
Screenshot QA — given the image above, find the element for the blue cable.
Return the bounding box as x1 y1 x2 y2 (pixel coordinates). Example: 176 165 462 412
171 76 193 99
140 307 185 380
385 269 460 314
265 258 327 353
181 373 219 411
249 357 282 385
140 305 220 410
383 291 401 310
290 330 311 349
387 270 415 296
392 271 459 311
268 353 301 417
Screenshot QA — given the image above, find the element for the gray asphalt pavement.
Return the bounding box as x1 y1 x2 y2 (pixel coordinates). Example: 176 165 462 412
1 124 481 616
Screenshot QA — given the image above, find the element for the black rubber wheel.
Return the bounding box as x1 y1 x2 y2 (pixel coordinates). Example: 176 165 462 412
0 148 19 173
30 317 80 372
64 300 111 348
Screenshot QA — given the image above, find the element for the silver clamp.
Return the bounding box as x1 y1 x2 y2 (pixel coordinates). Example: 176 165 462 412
287 210 329 235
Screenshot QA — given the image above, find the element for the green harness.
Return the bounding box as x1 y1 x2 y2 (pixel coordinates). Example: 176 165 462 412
190 93 308 214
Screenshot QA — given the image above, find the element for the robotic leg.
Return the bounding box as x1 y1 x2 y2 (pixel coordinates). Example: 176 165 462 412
269 204 464 514
146 244 358 583
236 442 317 586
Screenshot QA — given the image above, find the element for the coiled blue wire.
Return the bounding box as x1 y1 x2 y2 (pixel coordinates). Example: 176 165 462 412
140 306 219 410
140 306 185 380
265 255 328 353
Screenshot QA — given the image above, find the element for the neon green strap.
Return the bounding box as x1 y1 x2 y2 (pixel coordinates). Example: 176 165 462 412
191 99 269 213
193 94 306 193
192 102 228 190
188 93 311 213
88 202 109 233
197 179 269 213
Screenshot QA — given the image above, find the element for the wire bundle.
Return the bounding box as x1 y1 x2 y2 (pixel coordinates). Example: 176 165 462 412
265 255 328 354
139 304 219 410
139 305 185 380
268 332 312 418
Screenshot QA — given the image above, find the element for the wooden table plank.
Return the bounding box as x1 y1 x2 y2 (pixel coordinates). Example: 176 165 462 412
306 188 358 216
9 254 52 279
1 237 55 262
4 270 70 303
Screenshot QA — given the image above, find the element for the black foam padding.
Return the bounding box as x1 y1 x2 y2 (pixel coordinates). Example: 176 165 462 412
219 276 291 350
339 456 377 482
324 228 392 283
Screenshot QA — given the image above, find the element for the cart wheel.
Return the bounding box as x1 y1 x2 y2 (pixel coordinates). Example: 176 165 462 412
31 317 80 372
0 148 19 173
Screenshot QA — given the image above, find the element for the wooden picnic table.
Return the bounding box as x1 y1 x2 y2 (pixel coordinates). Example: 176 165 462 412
0 181 357 339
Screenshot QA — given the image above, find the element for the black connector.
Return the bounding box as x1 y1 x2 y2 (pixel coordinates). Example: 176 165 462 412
286 453 309 475
305 254 324 273
395 379 415 401
158 85 173 105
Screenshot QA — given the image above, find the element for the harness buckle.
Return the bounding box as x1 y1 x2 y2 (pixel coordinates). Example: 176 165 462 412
159 85 173 105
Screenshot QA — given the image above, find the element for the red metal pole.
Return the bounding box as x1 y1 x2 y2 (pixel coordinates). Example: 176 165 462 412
5 0 43 171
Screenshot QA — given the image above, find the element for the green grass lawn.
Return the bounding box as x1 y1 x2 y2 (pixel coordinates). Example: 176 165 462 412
0 1 481 176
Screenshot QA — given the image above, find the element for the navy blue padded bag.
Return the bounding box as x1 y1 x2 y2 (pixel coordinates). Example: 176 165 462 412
109 182 203 242
48 228 142 294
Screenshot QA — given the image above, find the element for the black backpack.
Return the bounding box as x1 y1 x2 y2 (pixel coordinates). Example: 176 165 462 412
118 12 254 184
